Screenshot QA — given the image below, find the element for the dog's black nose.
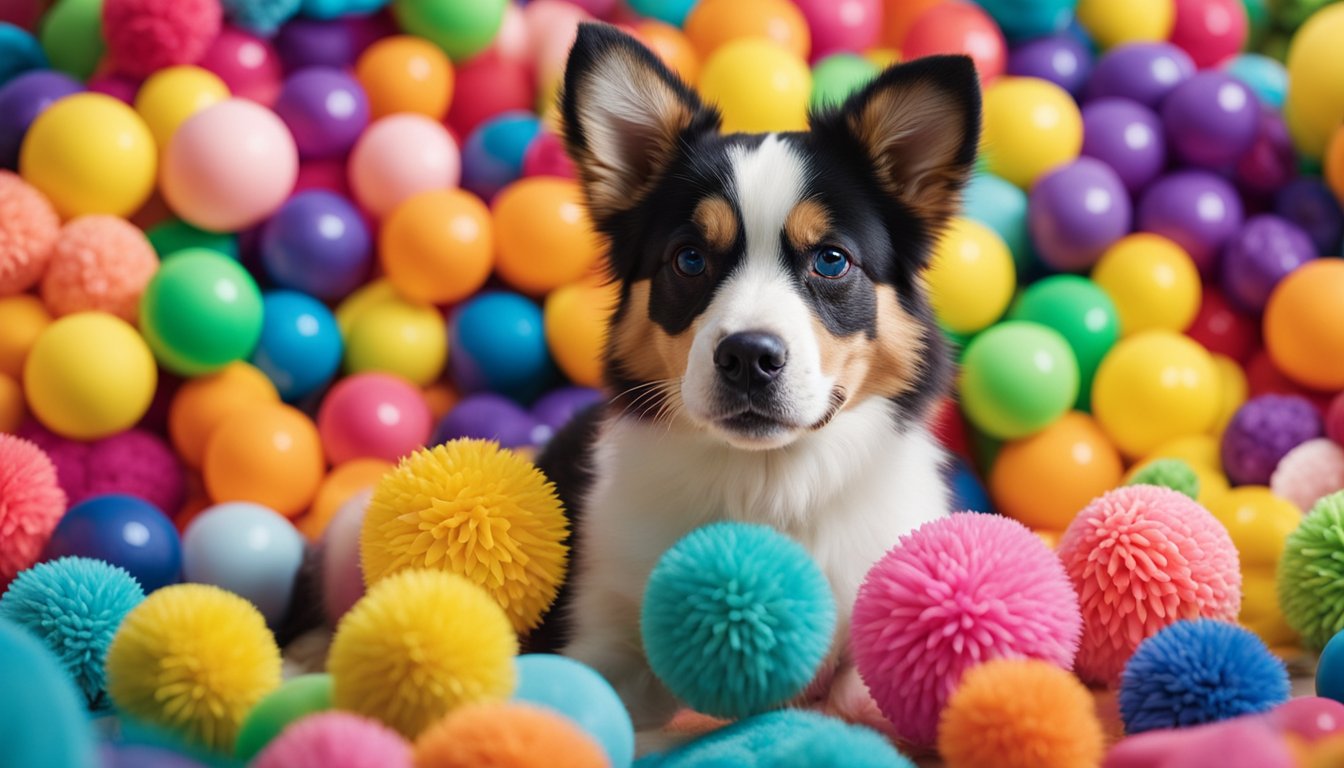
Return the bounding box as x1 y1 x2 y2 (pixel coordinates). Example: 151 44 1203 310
715 332 787 388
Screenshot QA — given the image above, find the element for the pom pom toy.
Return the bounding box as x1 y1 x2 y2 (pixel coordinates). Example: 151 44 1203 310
1221 395 1323 487
220 0 301 35
235 674 333 761
1279 491 1344 649
638 710 914 768
1119 620 1288 733
411 703 609 768
101 0 224 78
1272 438 1344 512
0 556 144 709
40 215 158 322
0 170 59 296
360 440 568 634
641 522 836 720
105 583 283 751
0 617 99 768
328 569 517 739
1128 458 1201 500
252 712 411 768
1057 485 1241 686
0 433 67 586
937 659 1103 768
513 654 635 768
851 513 1081 747
81 428 186 515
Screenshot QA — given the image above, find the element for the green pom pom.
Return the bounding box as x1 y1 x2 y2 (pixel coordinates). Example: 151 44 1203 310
1127 459 1200 500
1278 491 1344 650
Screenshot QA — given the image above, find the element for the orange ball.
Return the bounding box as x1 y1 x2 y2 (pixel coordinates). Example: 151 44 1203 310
635 20 700 84
989 411 1124 532
380 189 494 305
492 178 600 296
684 0 811 61
202 403 325 518
412 703 609 768
355 35 455 121
0 295 51 379
422 382 459 421
1264 259 1344 391
1326 123 1344 208
169 362 280 468
544 277 617 388
0 372 24 433
880 0 943 47
298 458 392 541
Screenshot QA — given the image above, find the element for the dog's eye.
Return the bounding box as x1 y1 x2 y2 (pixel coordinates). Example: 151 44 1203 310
673 246 706 277
812 247 851 279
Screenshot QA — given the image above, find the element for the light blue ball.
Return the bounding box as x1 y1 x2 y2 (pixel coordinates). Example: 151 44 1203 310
461 111 542 201
181 502 306 626
0 617 99 768
220 0 302 34
963 172 1034 277
514 654 635 768
0 22 48 86
1224 53 1288 110
299 0 390 19
636 710 915 768
627 0 698 26
251 290 343 401
976 0 1077 41
449 291 557 404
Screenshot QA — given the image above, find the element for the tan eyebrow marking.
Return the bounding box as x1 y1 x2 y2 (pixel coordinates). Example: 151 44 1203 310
692 195 738 252
784 198 832 251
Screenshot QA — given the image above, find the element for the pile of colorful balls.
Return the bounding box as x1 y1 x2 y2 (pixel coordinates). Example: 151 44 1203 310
4 0 1344 765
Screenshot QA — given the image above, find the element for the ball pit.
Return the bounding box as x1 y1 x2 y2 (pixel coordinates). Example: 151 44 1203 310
513 654 634 768
1092 233 1201 336
202 402 324 517
380 189 493 305
182 501 305 625
981 76 1082 189
133 66 230 150
140 248 264 377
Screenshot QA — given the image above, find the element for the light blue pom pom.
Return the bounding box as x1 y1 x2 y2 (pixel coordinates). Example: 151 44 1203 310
635 710 915 768
221 0 303 35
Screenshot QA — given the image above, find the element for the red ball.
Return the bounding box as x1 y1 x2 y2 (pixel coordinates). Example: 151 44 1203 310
1169 0 1248 69
102 0 222 78
198 26 283 105
1327 392 1344 446
900 2 1006 83
932 397 972 462
522 130 576 180
445 50 537 140
1246 350 1334 414
1185 287 1259 365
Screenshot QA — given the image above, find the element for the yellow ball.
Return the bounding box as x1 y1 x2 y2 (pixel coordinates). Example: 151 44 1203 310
544 277 616 388
698 38 811 134
134 66 231 150
0 294 52 379
1091 233 1201 336
1241 571 1299 649
23 312 157 440
1285 4 1344 159
335 278 399 337
19 93 157 219
1210 353 1248 438
1210 486 1300 569
1137 433 1230 508
343 295 447 387
1076 0 1174 48
927 217 1016 334
1091 331 1220 459
982 77 1082 189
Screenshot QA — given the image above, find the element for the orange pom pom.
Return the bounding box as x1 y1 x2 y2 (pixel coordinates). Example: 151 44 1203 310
412 703 608 768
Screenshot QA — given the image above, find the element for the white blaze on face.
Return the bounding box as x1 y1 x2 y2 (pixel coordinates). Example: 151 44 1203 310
681 135 835 444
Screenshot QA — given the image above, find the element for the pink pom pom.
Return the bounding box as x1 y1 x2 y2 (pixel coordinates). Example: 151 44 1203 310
253 712 411 768
851 513 1082 748
41 216 158 322
102 0 223 78
0 171 60 296
1058 485 1241 687
15 422 185 516
0 434 67 587
1103 715 1293 768
1271 438 1344 512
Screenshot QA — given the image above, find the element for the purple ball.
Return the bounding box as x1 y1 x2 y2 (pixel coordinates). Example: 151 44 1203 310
1080 98 1165 194
1221 394 1323 486
432 393 543 449
1007 34 1093 97
1234 107 1296 203
274 18 358 72
1028 157 1132 271
1086 42 1196 108
101 745 206 768
260 191 372 300
1136 171 1243 278
272 67 369 160
531 386 604 433
1275 178 1343 256
1220 215 1316 313
1160 71 1258 170
0 70 82 169
461 111 542 202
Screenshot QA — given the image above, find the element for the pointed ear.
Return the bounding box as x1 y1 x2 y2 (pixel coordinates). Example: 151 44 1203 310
560 23 720 228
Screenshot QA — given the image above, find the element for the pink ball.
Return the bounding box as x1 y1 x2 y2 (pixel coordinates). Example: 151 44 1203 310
252 711 411 768
1058 485 1241 687
317 372 432 465
0 433 67 587
487 2 532 62
1266 696 1344 743
162 98 298 232
86 73 142 104
41 215 158 322
0 170 60 296
851 513 1082 748
321 488 368 625
101 0 223 78
522 130 576 179
1271 438 1344 512
793 0 881 60
524 0 591 84
347 114 460 219
198 26 283 105
1328 391 1344 445
1169 0 1248 69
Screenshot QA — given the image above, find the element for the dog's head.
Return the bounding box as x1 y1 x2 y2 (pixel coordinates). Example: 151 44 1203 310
560 24 980 451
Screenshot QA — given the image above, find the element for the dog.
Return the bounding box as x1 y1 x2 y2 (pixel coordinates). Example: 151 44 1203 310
532 23 982 748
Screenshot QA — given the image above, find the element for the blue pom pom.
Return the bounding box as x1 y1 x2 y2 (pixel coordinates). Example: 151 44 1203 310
0 23 48 86
1119 619 1290 734
640 522 836 720
0 557 145 709
635 710 915 768
221 0 303 35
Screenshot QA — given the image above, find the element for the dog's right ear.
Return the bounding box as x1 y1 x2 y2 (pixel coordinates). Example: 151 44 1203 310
560 23 720 230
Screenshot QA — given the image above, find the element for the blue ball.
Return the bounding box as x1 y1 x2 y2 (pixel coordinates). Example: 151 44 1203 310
181 502 306 626
40 494 182 593
514 654 635 768
449 291 557 404
0 557 144 709
1224 53 1288 110
461 111 541 201
963 172 1034 277
260 191 372 301
976 0 1077 41
251 290 344 401
0 22 48 86
947 456 994 514
299 0 390 19
1119 619 1289 734
220 0 302 34
0 618 98 768
641 522 836 720
627 0 698 26
1317 628 1344 704
636 710 914 768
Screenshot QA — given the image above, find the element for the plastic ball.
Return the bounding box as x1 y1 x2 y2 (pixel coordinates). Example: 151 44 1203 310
445 50 534 140
684 0 810 60
1186 289 1257 366
0 372 22 431
181 501 304 624
628 0 697 25
0 70 83 170
41 215 157 322
348 114 459 219
300 458 389 541
203 403 324 518
0 434 65 587
810 53 878 111
1029 157 1131 272
450 292 555 403
1136 170 1243 279
926 217 1016 335
1169 0 1247 67
146 218 238 260
317 372 432 465
1007 34 1093 98
1007 275 1119 411
198 26 283 105
341 285 448 386
962 172 1031 271
0 617 99 768
492 178 597 296
698 39 811 134
1279 492 1344 649
412 702 609 768
1274 177 1343 257
87 73 138 104
1327 126 1344 209
1086 42 1194 108
252 711 411 768
1076 0 1174 47
1319 632 1344 706
0 21 47 85
41 493 182 592
544 277 616 389
133 66 230 150
1268 697 1344 742
380 189 493 305
1079 98 1164 195
903 2 1006 82
989 412 1124 531
791 0 878 59
0 296 47 377
852 514 1081 747
220 0 301 34
1272 439 1344 513
1161 71 1257 170
958 321 1079 440
1283 3 1344 158
431 393 541 449
320 489 368 624
461 111 540 202
168 362 278 468
1225 53 1287 110
273 67 368 160
235 674 333 761
106 583 282 751
0 171 58 298
1245 350 1334 413
140 249 264 376
260 191 372 301
1091 233 1201 337
1092 331 1221 459
390 0 505 62
633 20 700 85
1264 260 1344 391
274 17 361 72
1220 215 1316 315
530 387 602 434
19 92 155 219
38 0 105 80
981 76 1082 189
100 0 221 77
513 654 634 768
250 291 343 401
526 1 592 95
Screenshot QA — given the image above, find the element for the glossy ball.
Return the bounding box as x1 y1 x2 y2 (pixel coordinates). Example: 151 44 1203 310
260 191 372 301
1092 331 1220 459
1077 0 1175 47
41 494 182 593
699 39 811 134
340 284 447 386
1080 98 1165 194
522 129 576 181
1264 260 1344 391
1318 631 1344 706
1007 34 1092 97
203 403 324 518
544 278 616 389
0 70 83 170
902 2 1006 82
197 26 282 104
989 412 1124 532
235 674 333 762
793 0 879 58
450 292 555 403
461 111 540 202
168 362 279 468
1136 170 1243 279
1086 42 1194 108
252 711 411 768
809 53 878 111
926 217 1016 335
273 67 369 160
182 502 304 625
390 0 506 62
1170 0 1247 67
355 35 452 121
633 20 700 85
444 50 533 140
1092 233 1201 336
1220 215 1316 314
380 189 493 305
1161 71 1257 169
301 458 390 541
1284 3 1344 158
1008 275 1119 410
348 114 459 219
140 249 264 376
962 172 1031 271
513 654 634 768
251 291 343 401
318 372 432 464
431 393 540 449
0 617 99 768
133 66 230 150
982 76 1082 189
1029 157 1131 272
1274 177 1343 257
0 22 47 85
684 0 810 60
1225 53 1288 110
146 218 238 260
959 321 1079 440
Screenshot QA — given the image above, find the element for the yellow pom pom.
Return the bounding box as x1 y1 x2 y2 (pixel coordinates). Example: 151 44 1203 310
329 569 518 739
105 584 282 752
360 439 568 632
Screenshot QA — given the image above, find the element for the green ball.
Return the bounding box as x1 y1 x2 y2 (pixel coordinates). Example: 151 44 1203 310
1127 458 1200 500
234 674 333 761
146 219 239 261
39 0 105 80
1278 491 1344 650
391 0 507 62
958 320 1079 440
139 249 264 376
1008 275 1119 412
809 54 878 111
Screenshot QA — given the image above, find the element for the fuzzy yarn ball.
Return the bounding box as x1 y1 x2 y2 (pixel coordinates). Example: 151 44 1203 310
253 712 411 768
0 170 59 295
851 513 1082 747
102 0 223 77
328 569 517 739
360 439 568 633
220 0 301 34
411 703 608 768
105 583 282 751
41 216 158 322
0 433 67 586
1058 485 1241 686
1272 438 1344 512
638 710 915 768
0 556 144 709
1221 395 1323 487
1128 458 1201 500
643 522 836 720
937 659 1103 768
1119 619 1289 733
1278 491 1344 649
18 422 186 515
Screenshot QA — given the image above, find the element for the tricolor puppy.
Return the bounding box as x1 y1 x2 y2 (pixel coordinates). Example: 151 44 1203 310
535 23 982 744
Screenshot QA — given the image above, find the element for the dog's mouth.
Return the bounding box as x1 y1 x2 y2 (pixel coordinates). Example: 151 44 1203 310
717 409 794 436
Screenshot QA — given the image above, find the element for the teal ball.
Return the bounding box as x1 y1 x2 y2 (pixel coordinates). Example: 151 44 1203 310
514 654 635 768
0 616 99 767
635 710 914 768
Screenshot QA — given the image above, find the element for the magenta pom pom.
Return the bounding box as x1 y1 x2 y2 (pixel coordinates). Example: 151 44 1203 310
252 712 411 768
1058 485 1241 687
1271 438 1344 512
102 0 223 78
16 422 185 515
0 433 67 587
850 512 1082 748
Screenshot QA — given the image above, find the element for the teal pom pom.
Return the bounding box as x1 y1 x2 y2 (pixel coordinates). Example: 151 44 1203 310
1128 458 1201 500
635 710 914 768
640 522 836 719
221 0 302 35
0 557 145 709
